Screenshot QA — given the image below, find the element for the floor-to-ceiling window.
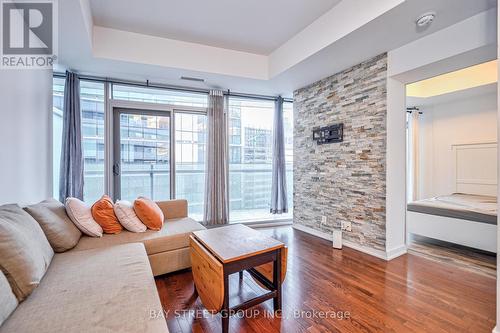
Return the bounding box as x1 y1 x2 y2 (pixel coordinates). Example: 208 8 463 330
228 97 293 222
80 81 106 203
283 101 294 212
53 77 292 223
52 78 106 203
175 112 207 221
52 77 64 198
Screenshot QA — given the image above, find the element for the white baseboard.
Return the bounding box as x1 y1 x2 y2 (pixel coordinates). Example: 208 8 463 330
292 224 407 261
341 239 392 261
292 223 333 241
386 244 408 260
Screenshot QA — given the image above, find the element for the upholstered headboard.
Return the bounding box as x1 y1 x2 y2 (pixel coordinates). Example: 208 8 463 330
452 142 497 196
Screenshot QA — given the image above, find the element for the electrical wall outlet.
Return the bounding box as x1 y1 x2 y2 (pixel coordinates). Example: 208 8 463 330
341 221 352 232
321 216 327 224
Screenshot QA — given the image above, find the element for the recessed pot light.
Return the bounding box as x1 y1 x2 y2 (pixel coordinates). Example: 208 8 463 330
416 12 436 28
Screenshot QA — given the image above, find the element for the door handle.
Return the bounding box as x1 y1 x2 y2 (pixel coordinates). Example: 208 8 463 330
113 163 120 176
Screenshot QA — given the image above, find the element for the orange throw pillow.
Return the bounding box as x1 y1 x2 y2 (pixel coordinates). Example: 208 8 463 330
91 195 123 234
133 197 164 231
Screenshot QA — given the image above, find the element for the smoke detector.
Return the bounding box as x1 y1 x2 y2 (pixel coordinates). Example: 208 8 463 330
416 12 436 27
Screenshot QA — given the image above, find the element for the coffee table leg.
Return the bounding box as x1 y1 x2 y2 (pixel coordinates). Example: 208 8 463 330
273 248 282 313
222 272 229 333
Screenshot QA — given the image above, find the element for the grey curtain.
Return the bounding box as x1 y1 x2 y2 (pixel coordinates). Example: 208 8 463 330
59 71 84 202
204 90 229 225
408 110 420 202
270 97 288 214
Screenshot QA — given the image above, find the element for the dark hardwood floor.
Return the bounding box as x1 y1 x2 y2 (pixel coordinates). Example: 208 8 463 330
408 235 496 279
155 226 496 333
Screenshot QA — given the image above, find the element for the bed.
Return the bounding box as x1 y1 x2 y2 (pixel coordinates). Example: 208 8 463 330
406 143 498 253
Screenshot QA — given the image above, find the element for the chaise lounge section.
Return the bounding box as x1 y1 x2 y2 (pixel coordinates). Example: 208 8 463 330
0 199 205 333
1 243 167 333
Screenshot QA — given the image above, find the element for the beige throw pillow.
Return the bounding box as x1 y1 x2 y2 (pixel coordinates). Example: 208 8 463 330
0 270 17 326
65 198 103 237
114 200 147 233
0 204 54 301
24 198 82 252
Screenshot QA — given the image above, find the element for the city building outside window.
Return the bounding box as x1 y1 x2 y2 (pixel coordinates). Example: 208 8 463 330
283 101 294 211
118 112 171 202
175 112 207 221
53 78 293 223
80 81 106 203
112 84 208 108
52 77 64 198
228 97 293 222
53 79 105 203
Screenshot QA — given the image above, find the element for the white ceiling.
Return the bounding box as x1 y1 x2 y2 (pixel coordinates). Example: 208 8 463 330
407 83 497 108
89 0 341 55
57 0 497 97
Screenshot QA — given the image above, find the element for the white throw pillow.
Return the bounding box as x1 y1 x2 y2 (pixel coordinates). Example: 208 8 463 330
65 198 103 237
114 200 147 233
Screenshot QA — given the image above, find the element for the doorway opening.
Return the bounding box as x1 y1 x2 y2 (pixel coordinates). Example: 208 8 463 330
405 60 498 278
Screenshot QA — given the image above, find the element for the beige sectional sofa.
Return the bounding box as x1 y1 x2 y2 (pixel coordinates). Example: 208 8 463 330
0 199 206 333
73 200 206 276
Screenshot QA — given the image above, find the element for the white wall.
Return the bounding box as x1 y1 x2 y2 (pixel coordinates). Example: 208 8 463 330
388 9 497 80
496 3 500 333
0 70 53 205
416 87 498 199
385 77 408 258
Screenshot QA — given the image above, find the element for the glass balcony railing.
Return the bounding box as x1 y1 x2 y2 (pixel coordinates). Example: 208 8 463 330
83 166 293 223
229 166 293 223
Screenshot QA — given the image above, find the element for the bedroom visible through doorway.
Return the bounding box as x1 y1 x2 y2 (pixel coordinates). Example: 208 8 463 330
405 60 498 276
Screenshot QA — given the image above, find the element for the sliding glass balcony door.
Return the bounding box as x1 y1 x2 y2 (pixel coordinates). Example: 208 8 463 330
53 77 291 223
113 108 172 201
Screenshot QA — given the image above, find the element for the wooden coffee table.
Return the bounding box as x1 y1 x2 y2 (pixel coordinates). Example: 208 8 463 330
190 224 285 333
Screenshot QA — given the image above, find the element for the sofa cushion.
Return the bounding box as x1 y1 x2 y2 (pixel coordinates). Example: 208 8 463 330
0 204 54 301
114 200 147 233
91 195 123 234
134 197 164 231
65 197 103 237
0 243 169 333
24 198 82 252
0 271 17 326
73 217 206 255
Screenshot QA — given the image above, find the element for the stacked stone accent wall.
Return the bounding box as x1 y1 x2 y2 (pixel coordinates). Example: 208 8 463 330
293 53 387 251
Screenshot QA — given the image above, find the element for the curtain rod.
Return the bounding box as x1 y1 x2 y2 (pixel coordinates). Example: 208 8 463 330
53 72 293 103
226 91 293 102
406 106 422 114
